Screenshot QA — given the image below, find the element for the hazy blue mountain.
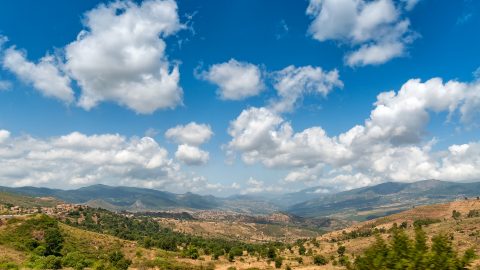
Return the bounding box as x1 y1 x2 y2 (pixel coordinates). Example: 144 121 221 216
287 180 480 220
270 186 338 207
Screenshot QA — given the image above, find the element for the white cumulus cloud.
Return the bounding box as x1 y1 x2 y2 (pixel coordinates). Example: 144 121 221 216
227 77 480 188
175 144 209 165
271 65 343 112
1 0 184 113
165 122 213 146
65 0 183 113
199 59 264 100
0 131 214 191
2 47 74 103
165 122 213 166
306 0 417 66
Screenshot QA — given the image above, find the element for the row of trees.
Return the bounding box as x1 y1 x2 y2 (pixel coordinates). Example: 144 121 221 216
352 227 475 270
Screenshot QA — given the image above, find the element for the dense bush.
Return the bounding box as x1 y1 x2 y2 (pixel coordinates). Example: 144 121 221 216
412 218 441 228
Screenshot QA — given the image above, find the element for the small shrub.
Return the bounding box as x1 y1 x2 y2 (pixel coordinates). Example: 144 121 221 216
452 210 461 220
313 255 328 265
298 245 306 255
274 257 283 268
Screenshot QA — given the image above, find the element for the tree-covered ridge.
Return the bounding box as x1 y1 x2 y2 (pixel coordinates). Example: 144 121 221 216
352 226 476 270
64 207 285 262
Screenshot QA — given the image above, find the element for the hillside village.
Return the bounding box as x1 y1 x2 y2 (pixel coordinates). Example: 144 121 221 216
0 203 84 216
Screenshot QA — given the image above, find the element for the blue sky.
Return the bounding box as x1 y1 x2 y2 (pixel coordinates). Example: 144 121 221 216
0 0 479 195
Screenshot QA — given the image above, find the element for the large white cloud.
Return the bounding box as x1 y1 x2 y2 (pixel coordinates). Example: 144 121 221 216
65 0 183 113
0 131 213 190
165 122 213 146
306 0 417 66
199 59 264 100
2 1 184 113
271 65 343 112
227 77 480 188
2 47 74 103
165 122 213 166
175 144 209 165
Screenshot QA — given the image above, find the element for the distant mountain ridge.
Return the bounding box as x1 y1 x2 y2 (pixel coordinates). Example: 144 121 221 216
0 184 221 211
286 180 480 220
2 179 480 219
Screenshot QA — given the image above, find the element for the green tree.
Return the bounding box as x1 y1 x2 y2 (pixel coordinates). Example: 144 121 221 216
452 210 461 220
407 227 427 269
108 250 131 270
298 244 306 255
183 246 199 259
353 235 389 270
267 247 276 259
387 228 412 268
62 252 92 270
44 227 64 256
429 234 459 269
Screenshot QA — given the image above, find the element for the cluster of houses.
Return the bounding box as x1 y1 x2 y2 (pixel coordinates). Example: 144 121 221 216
0 203 85 216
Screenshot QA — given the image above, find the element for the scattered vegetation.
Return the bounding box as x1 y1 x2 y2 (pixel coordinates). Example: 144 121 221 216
65 207 286 262
332 227 387 242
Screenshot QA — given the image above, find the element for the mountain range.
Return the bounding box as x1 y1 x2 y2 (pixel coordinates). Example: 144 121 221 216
286 180 480 220
2 179 480 220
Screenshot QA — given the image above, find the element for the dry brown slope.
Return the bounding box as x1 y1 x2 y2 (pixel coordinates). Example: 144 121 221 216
299 199 480 269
